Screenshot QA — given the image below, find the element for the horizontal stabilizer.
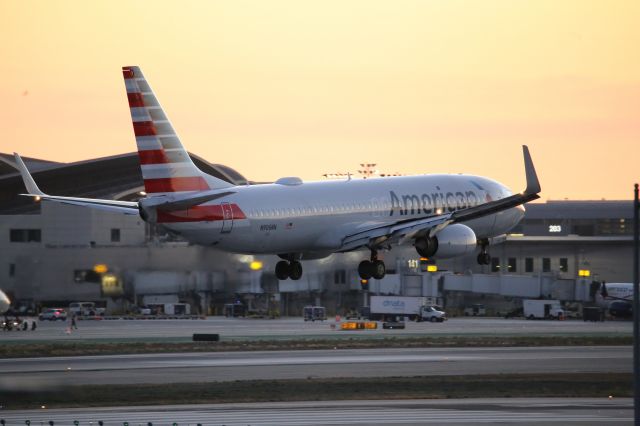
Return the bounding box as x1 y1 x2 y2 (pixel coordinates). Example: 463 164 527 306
142 190 236 211
3 153 139 214
0 153 46 196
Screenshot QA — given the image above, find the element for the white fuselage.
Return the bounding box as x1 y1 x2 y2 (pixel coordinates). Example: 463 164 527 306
595 283 633 308
159 174 524 257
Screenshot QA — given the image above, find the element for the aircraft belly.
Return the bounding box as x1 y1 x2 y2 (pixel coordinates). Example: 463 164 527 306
209 217 326 254
166 222 223 245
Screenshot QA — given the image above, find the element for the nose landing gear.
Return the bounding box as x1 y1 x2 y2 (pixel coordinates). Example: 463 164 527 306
358 250 386 280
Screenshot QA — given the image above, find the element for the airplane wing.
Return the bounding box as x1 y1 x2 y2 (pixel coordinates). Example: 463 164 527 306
339 145 541 252
2 153 233 214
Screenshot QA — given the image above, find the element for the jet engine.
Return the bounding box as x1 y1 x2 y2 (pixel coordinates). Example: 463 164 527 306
414 224 477 259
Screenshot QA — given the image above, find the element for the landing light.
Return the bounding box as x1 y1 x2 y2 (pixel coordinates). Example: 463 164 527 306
249 261 263 271
34 196 41 202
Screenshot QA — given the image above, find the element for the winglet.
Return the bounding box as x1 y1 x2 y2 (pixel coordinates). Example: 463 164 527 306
11 153 46 196
522 145 541 195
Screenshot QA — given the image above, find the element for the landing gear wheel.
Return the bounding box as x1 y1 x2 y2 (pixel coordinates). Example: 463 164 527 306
358 260 372 280
371 260 386 280
288 261 303 280
275 261 290 280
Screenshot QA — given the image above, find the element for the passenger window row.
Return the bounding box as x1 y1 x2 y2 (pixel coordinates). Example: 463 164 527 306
249 201 396 218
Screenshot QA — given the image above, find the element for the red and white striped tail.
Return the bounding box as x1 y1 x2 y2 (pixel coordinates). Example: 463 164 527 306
122 66 232 194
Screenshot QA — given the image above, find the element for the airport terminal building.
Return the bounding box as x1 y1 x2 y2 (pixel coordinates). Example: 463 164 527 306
0 152 634 315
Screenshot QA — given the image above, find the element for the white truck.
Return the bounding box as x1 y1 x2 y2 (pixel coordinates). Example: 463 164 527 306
69 302 105 317
368 296 446 322
523 299 565 320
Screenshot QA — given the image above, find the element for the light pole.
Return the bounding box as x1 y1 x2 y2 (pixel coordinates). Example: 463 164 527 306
633 183 639 424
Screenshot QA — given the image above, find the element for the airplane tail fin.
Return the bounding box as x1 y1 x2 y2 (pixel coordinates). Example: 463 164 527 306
122 66 233 194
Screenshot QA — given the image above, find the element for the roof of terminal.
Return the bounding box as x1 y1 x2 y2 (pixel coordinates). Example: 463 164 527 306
0 154 631 220
524 200 633 220
0 152 248 214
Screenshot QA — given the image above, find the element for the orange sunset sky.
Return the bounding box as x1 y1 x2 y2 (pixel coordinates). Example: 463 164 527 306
0 1 638 200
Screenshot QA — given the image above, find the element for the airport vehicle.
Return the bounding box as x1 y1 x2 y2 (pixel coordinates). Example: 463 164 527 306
69 302 105 317
523 299 564 320
303 305 327 321
464 304 486 316
224 303 246 317
39 308 68 321
382 321 406 329
136 305 152 315
164 303 190 315
2 317 20 331
583 306 605 322
503 307 523 318
595 282 633 317
368 295 446 322
5 66 541 282
0 289 9 314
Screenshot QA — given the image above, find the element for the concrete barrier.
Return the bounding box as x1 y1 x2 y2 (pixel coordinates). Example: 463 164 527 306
192 333 220 342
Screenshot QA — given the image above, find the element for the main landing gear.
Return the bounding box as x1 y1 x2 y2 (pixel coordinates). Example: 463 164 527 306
477 239 491 265
358 250 386 280
275 258 303 281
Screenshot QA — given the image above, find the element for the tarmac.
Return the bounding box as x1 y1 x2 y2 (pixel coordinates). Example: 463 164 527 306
0 398 632 425
0 316 632 342
0 317 633 425
0 346 631 387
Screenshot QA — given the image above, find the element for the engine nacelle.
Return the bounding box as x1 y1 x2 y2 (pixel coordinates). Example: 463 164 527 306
415 224 477 259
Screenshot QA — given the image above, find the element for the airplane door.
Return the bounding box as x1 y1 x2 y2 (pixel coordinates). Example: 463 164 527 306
221 202 233 233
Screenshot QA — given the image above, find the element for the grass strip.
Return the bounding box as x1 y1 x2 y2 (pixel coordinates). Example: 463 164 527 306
0 335 631 358
0 373 630 410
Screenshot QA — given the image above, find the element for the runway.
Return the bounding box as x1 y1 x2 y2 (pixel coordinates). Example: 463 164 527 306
0 399 632 425
0 317 632 342
0 346 630 388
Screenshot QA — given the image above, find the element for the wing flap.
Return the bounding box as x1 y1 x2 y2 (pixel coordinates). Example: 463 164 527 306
340 214 451 252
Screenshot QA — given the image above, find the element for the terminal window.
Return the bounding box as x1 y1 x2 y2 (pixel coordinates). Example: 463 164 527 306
507 258 517 272
542 258 551 272
491 257 500 272
559 258 568 272
334 270 346 284
9 263 15 277
9 229 41 243
111 228 121 243
525 258 534 273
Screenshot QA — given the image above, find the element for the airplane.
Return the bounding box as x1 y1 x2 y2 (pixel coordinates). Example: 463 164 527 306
595 282 633 317
0 289 10 314
5 66 541 281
